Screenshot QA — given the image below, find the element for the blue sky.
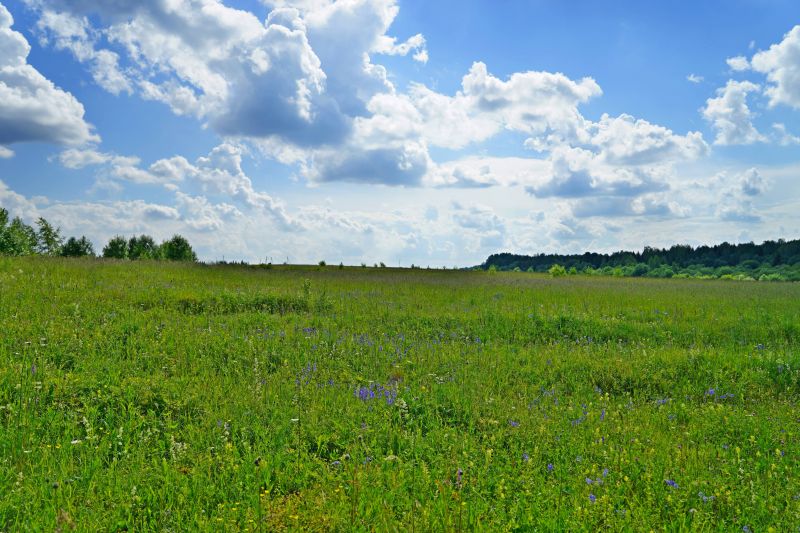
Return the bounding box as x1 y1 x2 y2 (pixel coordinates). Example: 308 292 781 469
1 0 799 265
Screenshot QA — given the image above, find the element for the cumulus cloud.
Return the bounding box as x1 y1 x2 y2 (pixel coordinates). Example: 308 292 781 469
25 0 426 152
589 113 707 165
702 80 765 145
751 25 800 109
34 9 132 94
407 62 601 150
713 168 768 223
726 55 750 71
0 3 97 148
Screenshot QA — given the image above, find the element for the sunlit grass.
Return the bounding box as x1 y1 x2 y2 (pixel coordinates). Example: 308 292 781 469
1 257 798 530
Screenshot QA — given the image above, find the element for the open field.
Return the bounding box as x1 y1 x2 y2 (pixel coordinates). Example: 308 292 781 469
1 257 799 531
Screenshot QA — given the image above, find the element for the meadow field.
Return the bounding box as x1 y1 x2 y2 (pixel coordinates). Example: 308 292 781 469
1 257 799 531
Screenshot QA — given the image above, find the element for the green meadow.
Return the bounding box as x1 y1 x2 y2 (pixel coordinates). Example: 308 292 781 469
1 257 799 531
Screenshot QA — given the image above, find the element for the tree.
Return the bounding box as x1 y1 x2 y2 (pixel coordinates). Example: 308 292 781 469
35 217 63 256
127 234 159 260
2 216 37 256
103 236 128 259
61 236 95 257
160 234 197 262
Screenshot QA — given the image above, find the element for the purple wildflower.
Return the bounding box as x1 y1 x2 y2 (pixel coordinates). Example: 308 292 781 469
585 477 593 485
706 388 715 396
665 479 679 489
547 463 554 472
509 420 520 428
589 493 596 503
522 453 530 462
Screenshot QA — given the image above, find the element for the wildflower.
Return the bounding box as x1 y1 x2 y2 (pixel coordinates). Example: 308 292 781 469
522 453 530 462
665 479 679 488
589 493 596 503
600 409 606 421
509 420 520 427
585 477 593 485
547 463 554 472
602 468 609 477
706 388 715 396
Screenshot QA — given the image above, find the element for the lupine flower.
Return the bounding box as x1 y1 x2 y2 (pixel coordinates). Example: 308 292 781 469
589 493 596 503
665 479 679 488
585 477 593 485
602 468 609 477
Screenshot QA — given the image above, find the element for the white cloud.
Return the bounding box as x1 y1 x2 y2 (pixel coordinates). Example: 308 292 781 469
702 80 765 145
712 168 768 223
26 0 426 152
374 32 427 62
772 123 800 145
726 55 750 71
0 3 98 148
687 73 703 83
58 148 139 169
751 25 800 109
410 62 601 150
738 167 768 197
34 9 132 95
0 145 13 158
590 113 707 165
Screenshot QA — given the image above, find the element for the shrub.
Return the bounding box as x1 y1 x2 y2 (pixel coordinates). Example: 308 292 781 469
548 264 567 277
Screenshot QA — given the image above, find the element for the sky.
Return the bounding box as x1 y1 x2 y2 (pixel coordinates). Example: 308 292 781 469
1 0 799 266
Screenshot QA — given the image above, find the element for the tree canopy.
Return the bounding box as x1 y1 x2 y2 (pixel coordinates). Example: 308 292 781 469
483 239 800 281
0 207 198 263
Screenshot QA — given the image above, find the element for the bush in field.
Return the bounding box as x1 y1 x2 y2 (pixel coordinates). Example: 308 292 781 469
548 264 567 277
61 236 95 257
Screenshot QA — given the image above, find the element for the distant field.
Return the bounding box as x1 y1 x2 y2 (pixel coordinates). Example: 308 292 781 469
1 258 799 530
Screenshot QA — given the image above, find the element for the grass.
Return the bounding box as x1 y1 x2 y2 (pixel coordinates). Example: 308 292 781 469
1 257 799 531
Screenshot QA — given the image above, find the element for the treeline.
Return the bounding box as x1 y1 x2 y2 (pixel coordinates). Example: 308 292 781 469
0 208 196 262
483 239 800 281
